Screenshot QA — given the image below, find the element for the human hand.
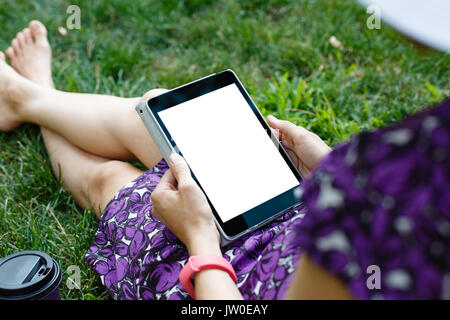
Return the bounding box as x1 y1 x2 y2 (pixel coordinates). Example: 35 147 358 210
267 115 332 177
151 153 221 256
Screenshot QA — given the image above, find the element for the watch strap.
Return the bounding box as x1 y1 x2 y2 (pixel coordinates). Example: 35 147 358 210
179 254 237 299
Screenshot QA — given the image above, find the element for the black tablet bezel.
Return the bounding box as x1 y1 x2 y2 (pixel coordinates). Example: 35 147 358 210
145 70 303 238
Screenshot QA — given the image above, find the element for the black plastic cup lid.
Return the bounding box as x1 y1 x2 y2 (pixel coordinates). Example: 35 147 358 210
0 251 62 300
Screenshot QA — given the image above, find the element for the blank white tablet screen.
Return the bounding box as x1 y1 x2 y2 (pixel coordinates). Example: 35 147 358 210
158 84 299 222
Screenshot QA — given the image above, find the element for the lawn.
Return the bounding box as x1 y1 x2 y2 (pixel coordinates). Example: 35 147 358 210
0 0 449 300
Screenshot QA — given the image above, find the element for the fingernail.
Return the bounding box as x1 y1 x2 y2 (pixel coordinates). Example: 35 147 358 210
169 153 182 166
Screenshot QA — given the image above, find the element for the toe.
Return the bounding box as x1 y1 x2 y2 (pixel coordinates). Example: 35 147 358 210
16 32 25 50
6 47 14 60
29 20 49 45
29 20 47 36
0 51 5 61
11 39 20 55
23 28 32 45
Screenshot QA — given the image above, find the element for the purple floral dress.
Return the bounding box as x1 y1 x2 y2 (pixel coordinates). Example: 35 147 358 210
85 159 305 300
293 99 450 299
86 99 450 300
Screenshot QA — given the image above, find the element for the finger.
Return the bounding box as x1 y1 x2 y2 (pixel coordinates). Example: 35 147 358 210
156 169 177 191
267 115 309 140
169 153 193 187
152 171 177 210
270 127 280 140
267 114 297 132
152 204 167 225
269 126 294 149
267 115 281 128
151 174 176 216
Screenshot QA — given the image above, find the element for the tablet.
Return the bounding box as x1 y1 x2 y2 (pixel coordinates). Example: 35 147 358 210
136 70 303 245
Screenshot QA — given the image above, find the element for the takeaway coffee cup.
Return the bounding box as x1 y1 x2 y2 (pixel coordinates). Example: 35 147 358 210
0 251 62 300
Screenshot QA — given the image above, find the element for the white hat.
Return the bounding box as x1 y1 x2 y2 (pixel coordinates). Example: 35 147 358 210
358 0 450 53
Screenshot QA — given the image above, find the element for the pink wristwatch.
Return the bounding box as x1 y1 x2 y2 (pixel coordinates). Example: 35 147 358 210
179 254 237 299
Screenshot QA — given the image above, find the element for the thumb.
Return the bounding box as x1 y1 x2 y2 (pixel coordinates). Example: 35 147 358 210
169 153 192 187
267 115 292 131
267 115 307 140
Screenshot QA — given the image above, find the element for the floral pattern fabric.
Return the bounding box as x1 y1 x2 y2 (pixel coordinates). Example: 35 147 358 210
86 160 305 300
87 98 450 300
294 99 450 299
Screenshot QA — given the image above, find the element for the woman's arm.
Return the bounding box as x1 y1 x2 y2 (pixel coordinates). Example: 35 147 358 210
266 116 352 299
151 153 243 300
189 241 243 300
152 118 333 300
284 255 353 300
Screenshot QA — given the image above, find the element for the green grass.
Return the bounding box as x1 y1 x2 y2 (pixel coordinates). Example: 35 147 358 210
0 0 449 300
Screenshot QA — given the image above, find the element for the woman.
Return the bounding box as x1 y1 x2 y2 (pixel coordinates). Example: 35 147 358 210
1 20 330 300
2 16 449 300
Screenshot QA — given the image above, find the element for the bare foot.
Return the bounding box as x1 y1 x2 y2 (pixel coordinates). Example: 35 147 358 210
6 20 53 88
0 51 38 131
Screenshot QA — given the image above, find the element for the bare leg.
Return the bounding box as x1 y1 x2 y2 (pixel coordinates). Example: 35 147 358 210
6 21 165 169
38 128 144 218
2 22 145 217
21 88 166 168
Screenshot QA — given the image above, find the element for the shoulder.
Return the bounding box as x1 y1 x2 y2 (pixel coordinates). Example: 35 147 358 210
294 99 450 299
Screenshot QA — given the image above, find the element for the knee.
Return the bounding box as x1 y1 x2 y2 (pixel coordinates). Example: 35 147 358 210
89 160 125 189
141 88 169 101
87 160 133 209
